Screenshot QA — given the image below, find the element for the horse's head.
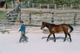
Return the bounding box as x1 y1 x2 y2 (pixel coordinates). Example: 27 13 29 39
41 22 46 29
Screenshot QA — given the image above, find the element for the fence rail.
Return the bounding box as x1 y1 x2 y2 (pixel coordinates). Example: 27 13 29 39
20 12 80 26
6 12 80 25
0 12 80 31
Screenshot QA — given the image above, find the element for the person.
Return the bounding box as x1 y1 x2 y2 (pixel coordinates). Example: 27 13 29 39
18 21 28 43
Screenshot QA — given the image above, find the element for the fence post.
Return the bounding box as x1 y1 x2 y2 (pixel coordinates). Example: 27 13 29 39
40 4 41 9
29 13 31 24
47 4 49 9
79 4 80 10
71 4 72 9
32 3 34 8
2 20 4 31
12 1 13 9
74 12 77 26
63 4 64 10
55 4 56 10
52 12 54 23
5 2 8 9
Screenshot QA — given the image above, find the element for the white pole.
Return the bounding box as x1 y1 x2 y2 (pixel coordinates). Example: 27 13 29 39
63 4 64 10
55 4 56 10
2 20 4 31
71 4 72 8
79 4 80 10
12 1 13 9
47 4 49 9
33 3 34 8
40 4 41 9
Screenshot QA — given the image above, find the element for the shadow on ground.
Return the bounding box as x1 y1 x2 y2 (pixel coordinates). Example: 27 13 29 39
42 36 70 42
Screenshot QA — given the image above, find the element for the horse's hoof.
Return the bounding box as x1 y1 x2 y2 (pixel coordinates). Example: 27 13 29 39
70 40 72 42
54 41 56 42
63 40 66 42
46 41 48 42
54 40 56 42
46 40 48 42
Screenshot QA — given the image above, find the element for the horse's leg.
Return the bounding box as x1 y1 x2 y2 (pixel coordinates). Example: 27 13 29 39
68 33 72 42
53 34 56 42
64 33 67 42
47 34 51 42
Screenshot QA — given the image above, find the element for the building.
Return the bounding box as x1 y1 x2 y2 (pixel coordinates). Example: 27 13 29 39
0 0 6 8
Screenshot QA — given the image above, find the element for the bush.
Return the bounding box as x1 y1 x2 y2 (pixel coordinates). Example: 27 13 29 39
1 30 9 34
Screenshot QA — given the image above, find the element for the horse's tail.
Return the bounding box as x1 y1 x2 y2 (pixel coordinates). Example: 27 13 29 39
68 25 74 33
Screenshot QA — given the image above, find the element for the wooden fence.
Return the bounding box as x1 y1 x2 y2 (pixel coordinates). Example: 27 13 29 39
21 12 80 26
0 12 80 31
6 12 80 26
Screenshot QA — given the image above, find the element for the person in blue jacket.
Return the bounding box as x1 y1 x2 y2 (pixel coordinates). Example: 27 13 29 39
18 21 28 42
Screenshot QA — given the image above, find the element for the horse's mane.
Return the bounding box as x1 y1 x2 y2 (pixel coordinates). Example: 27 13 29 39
44 22 55 27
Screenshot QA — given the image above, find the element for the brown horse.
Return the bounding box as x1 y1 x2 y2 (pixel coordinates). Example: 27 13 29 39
41 22 73 42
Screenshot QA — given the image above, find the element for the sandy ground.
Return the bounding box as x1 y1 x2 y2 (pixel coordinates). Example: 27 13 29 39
0 8 80 53
0 26 80 53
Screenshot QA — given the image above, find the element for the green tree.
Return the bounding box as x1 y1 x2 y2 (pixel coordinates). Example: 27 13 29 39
6 0 12 2
6 0 80 5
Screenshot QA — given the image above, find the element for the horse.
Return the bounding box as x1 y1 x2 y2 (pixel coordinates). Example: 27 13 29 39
41 22 74 42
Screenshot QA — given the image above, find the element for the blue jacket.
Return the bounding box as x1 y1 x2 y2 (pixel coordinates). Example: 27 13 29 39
19 24 26 33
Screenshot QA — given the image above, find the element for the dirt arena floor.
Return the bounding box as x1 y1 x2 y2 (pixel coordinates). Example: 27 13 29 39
0 25 80 53
0 8 80 53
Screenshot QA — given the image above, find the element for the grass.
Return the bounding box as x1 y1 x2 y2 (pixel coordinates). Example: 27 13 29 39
0 11 6 17
0 11 8 34
1 30 9 34
0 11 6 22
